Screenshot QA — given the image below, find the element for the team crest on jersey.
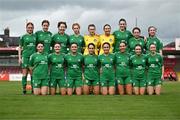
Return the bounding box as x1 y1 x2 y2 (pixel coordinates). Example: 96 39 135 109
40 34 43 37
78 59 81 62
94 39 97 42
45 40 49 43
153 41 157 44
109 39 112 42
156 58 159 62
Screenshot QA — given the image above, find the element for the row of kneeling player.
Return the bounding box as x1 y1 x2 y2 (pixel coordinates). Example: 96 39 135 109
25 42 163 96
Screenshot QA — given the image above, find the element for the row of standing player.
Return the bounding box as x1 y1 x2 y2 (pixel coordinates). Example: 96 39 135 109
18 19 163 95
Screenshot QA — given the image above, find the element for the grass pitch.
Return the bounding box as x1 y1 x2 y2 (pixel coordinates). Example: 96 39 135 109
0 81 180 120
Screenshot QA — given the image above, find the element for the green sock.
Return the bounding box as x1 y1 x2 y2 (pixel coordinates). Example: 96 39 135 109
22 76 27 89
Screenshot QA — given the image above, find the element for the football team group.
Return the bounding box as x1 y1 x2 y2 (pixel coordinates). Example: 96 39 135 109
18 18 164 96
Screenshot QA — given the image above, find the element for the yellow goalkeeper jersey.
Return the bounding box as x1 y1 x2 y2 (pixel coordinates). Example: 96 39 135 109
83 34 100 55
99 34 115 55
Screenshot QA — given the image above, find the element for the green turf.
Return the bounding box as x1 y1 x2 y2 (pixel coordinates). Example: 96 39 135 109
0 81 180 120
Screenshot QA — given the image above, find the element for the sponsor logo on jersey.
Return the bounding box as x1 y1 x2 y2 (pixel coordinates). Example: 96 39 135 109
150 64 155 68
137 65 143 70
57 64 62 68
87 64 94 68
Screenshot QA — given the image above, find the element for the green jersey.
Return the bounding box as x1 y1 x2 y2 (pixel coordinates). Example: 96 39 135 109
69 34 84 53
29 52 48 79
52 33 69 54
115 52 130 77
65 53 83 78
113 30 133 52
129 37 145 55
98 53 115 77
130 54 146 79
84 54 99 81
146 36 163 53
35 30 52 54
19 33 36 57
48 53 65 79
146 53 163 76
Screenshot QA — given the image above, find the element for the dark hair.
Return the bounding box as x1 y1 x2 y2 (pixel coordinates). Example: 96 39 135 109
26 22 34 27
42 20 50 26
149 43 156 48
102 42 110 48
119 18 127 30
148 26 157 37
88 43 95 48
103 24 111 30
132 27 141 33
57 21 67 28
88 24 96 29
54 42 61 47
148 26 157 32
36 42 44 47
70 42 78 47
119 18 126 24
119 41 127 46
134 44 142 50
72 23 80 29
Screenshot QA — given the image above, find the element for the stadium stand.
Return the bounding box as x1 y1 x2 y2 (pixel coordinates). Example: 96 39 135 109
0 28 20 80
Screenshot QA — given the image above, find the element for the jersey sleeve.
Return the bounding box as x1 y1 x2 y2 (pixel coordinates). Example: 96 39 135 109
48 54 52 65
66 34 70 53
19 36 23 47
159 41 163 50
129 55 133 68
97 36 101 49
29 54 34 68
51 34 55 47
159 54 163 66
97 55 101 69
